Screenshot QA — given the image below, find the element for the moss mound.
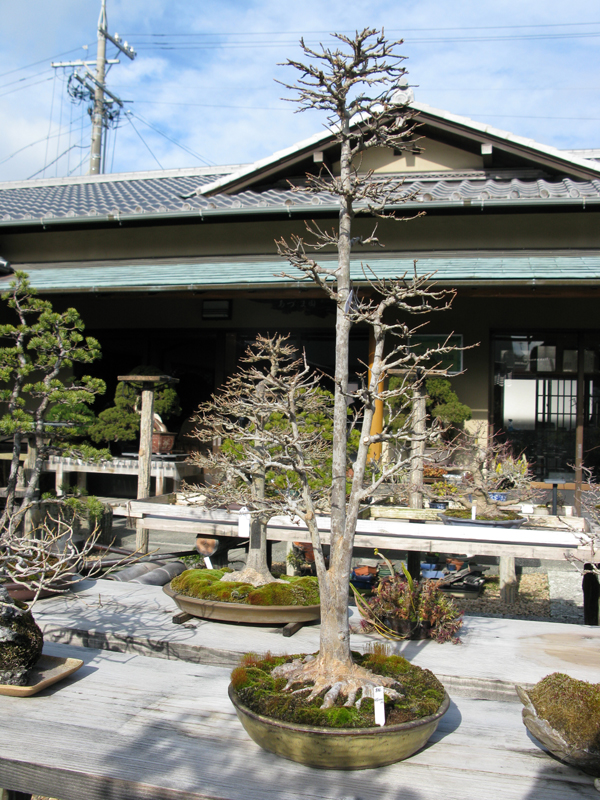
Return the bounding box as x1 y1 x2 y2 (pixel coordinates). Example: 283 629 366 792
529 673 600 753
171 569 319 606
231 651 445 729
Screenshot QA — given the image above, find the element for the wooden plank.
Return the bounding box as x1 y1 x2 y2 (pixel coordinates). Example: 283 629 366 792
0 645 597 800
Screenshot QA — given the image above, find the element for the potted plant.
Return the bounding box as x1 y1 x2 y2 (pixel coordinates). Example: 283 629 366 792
427 425 537 527
225 29 462 769
0 272 106 534
90 366 181 454
352 551 463 642
0 509 108 692
516 673 600 782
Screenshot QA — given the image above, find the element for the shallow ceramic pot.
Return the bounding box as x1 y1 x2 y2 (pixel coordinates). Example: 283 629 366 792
229 685 450 770
163 582 320 624
516 685 600 777
440 513 525 529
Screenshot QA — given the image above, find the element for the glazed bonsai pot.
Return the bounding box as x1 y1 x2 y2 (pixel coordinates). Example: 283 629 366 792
516 685 600 777
163 582 320 624
440 513 525 529
229 684 450 769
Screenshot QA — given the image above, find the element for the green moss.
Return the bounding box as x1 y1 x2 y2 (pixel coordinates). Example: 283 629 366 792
172 570 319 607
231 651 445 729
529 673 600 753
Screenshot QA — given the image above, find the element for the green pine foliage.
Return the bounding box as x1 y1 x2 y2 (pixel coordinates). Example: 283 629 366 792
0 272 106 523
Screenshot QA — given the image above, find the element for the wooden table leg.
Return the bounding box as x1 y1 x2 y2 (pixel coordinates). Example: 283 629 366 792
0 789 32 800
499 556 518 604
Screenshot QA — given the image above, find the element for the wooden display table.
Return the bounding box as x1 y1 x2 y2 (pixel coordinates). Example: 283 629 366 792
43 455 201 497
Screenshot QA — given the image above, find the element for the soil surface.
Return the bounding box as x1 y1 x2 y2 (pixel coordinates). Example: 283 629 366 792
457 574 552 621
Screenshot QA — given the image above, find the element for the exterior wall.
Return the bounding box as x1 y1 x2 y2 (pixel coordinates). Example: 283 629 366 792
1 210 600 264
342 138 484 173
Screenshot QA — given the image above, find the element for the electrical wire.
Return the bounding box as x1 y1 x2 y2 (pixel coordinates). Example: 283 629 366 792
0 45 95 80
125 114 163 169
42 72 57 179
0 115 85 168
28 143 87 180
129 111 214 166
0 75 54 100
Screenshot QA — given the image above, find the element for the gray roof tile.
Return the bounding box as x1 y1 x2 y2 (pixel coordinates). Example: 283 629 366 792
0 170 599 224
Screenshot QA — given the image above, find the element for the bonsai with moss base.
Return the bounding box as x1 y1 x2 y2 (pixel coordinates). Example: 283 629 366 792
188 334 336 588
256 29 461 712
427 425 537 522
517 673 600 780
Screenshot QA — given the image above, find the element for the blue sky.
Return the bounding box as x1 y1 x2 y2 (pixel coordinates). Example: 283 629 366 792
1 0 599 181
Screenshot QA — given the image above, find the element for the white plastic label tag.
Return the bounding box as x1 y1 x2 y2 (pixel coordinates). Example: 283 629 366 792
204 556 213 569
238 506 251 538
471 505 477 520
373 686 386 727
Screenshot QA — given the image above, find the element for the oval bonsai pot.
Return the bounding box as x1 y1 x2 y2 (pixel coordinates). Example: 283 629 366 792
163 582 320 624
440 513 525 529
229 684 450 770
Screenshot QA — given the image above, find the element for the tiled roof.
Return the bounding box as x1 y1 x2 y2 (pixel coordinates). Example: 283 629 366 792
0 170 599 224
7 255 600 293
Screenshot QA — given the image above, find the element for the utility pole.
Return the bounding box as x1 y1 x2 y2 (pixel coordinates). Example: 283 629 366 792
51 0 136 175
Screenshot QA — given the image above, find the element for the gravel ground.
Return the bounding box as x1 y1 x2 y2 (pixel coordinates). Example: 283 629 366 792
456 573 555 622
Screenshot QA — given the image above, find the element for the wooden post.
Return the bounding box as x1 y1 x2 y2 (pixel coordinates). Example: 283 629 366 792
499 556 517 604
118 374 179 555
409 385 426 510
367 328 384 462
575 336 585 516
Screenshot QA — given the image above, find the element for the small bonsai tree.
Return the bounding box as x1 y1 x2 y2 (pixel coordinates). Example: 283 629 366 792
425 424 537 519
0 272 106 531
188 334 336 586
90 366 181 446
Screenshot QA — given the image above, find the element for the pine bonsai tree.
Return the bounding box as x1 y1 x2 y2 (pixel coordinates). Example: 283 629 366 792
0 272 105 530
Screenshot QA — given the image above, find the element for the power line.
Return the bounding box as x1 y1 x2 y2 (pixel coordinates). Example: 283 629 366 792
0 76 54 100
0 46 95 80
129 110 214 166
125 114 163 169
124 22 600 35
28 142 86 180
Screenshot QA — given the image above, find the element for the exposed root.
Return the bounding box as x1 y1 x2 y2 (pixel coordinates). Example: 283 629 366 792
219 566 286 588
271 653 403 709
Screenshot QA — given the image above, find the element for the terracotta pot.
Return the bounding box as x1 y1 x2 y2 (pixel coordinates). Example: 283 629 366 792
152 432 176 454
229 684 450 770
163 582 320 624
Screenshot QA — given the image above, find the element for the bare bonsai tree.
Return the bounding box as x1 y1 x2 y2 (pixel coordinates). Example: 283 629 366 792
423 424 537 520
0 512 106 685
267 29 461 704
188 335 334 586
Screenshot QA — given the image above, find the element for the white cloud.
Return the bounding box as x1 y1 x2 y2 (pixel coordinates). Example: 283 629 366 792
0 0 599 179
